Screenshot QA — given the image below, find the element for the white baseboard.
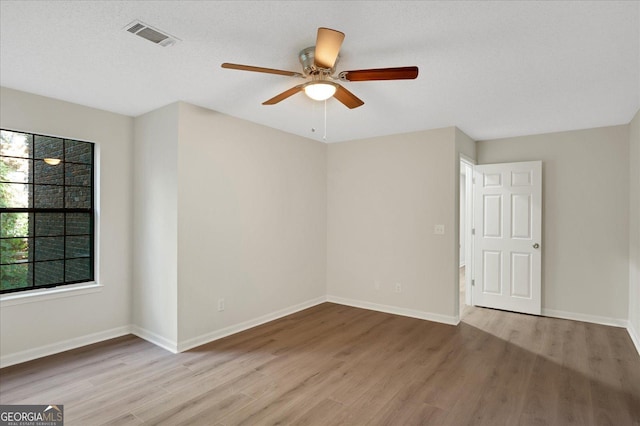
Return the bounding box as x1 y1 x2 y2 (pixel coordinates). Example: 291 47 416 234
541 308 628 328
177 296 328 352
130 325 179 354
326 295 459 326
628 321 640 356
0 325 131 369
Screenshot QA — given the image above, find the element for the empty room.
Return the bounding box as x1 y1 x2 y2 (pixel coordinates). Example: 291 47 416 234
0 1 639 425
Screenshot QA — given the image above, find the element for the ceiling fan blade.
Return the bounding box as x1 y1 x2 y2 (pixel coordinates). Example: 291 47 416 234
333 84 364 109
262 84 305 105
221 63 302 77
314 27 345 69
339 66 419 82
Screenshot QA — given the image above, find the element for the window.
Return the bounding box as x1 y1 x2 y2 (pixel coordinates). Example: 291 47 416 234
1 129 94 294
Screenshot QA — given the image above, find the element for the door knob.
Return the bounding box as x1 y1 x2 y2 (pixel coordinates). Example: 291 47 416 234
533 243 540 249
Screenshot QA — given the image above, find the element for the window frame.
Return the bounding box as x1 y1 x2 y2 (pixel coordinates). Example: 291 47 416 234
0 128 96 294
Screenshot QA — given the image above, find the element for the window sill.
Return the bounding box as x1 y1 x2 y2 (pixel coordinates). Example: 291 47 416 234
0 282 103 307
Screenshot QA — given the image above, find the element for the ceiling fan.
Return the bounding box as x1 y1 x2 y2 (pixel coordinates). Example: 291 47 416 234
221 27 419 109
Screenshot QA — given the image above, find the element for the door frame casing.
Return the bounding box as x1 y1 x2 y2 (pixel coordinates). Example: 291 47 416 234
459 155 475 315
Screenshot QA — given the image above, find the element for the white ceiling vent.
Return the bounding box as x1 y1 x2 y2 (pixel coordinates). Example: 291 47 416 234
124 20 179 47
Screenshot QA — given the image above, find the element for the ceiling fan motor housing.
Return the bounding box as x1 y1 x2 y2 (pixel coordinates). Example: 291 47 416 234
299 46 336 76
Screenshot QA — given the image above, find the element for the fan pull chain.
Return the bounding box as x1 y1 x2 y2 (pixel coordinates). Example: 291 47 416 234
311 100 317 134
323 99 327 141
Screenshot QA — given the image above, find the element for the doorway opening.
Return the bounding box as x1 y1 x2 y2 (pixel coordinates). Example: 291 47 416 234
459 158 474 317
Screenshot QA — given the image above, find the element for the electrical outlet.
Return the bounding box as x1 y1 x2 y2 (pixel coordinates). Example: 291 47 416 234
218 298 225 312
434 224 445 235
374 280 380 289
394 282 402 293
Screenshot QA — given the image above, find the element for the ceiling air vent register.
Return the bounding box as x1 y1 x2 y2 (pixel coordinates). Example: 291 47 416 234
124 20 179 47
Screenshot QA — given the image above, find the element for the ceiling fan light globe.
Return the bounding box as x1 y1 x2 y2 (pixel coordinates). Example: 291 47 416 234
304 82 337 101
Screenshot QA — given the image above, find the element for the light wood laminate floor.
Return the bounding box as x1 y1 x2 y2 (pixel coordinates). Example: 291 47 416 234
1 303 639 425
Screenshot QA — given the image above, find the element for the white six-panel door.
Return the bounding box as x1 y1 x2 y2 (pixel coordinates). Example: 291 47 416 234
473 161 542 315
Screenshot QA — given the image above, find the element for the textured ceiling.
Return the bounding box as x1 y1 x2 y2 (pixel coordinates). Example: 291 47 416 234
1 1 638 142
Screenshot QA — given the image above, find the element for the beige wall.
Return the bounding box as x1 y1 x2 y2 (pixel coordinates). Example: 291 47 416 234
455 128 476 161
327 127 462 322
132 103 179 349
477 125 630 322
0 87 133 365
629 109 640 347
176 103 327 347
132 102 327 351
